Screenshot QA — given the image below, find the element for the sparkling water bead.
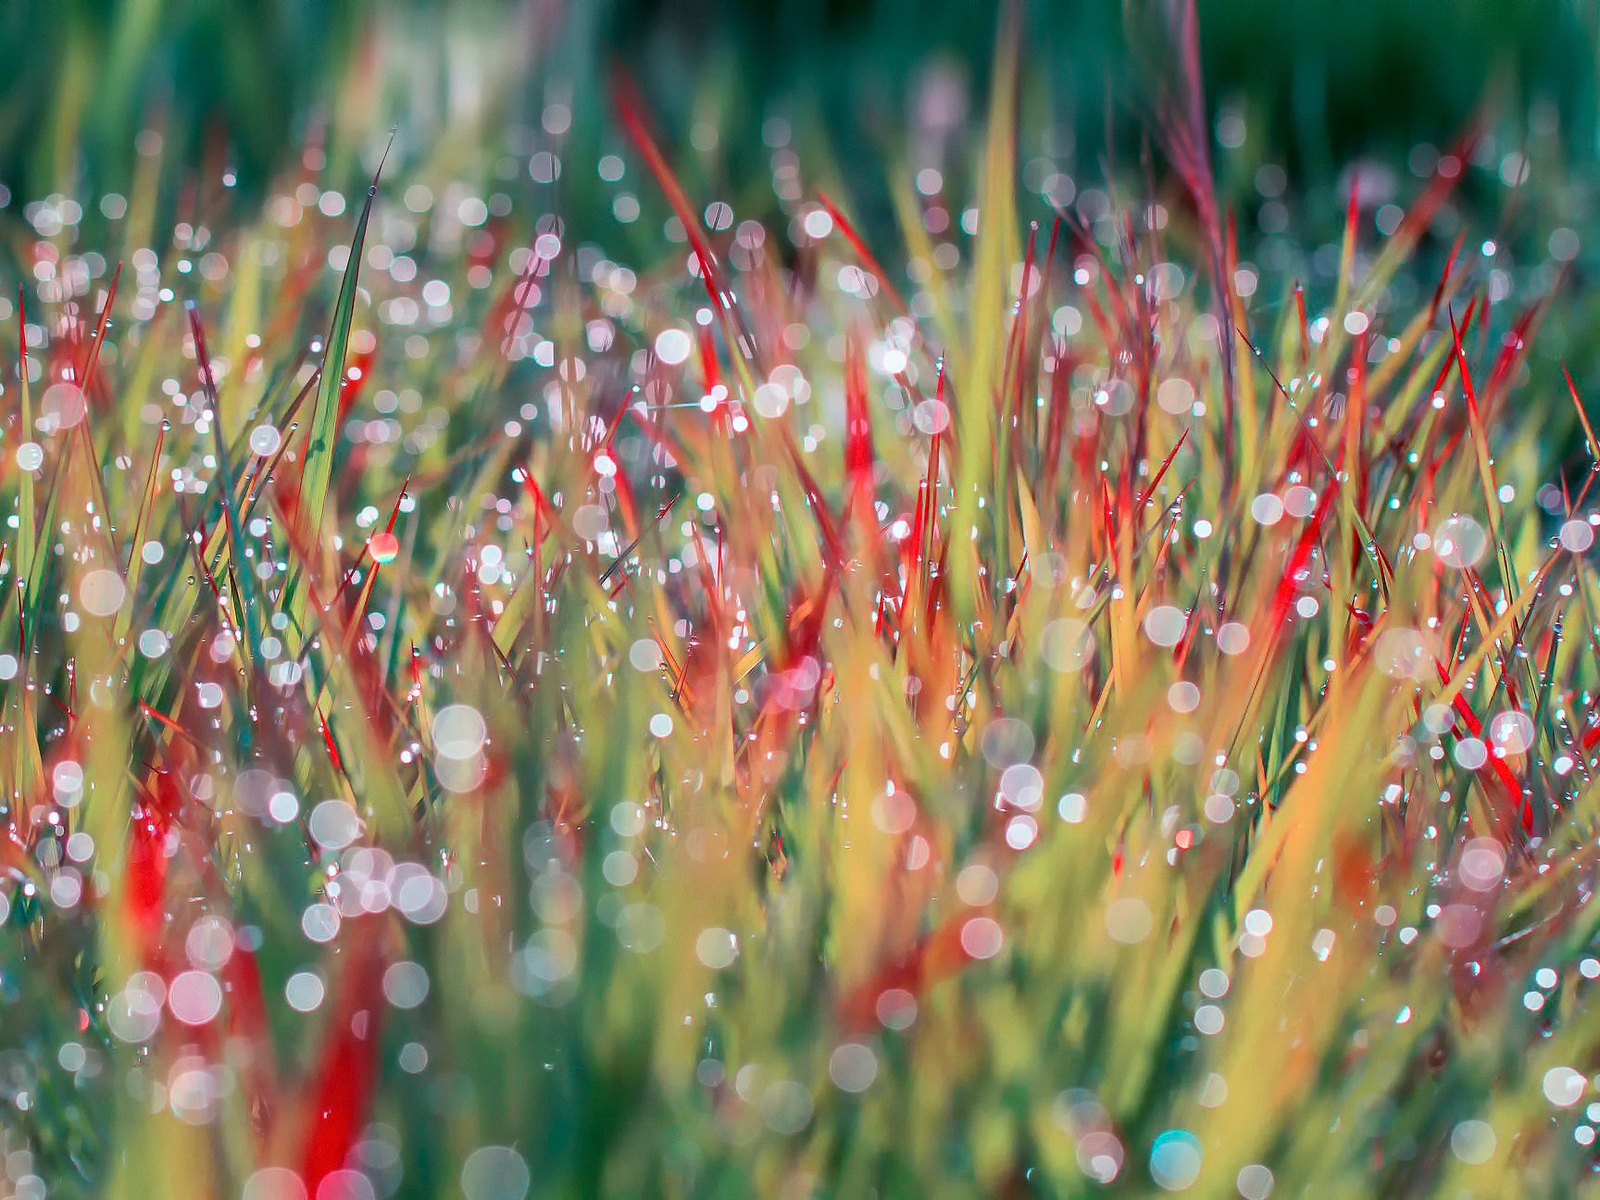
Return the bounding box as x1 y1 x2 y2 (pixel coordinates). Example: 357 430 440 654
369 530 400 563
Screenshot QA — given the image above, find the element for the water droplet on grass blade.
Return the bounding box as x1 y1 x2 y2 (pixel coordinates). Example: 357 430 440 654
1459 839 1506 892
1250 493 1284 525
760 1080 813 1133
602 850 638 885
78 569 126 616
433 704 487 759
42 382 85 429
1488 710 1534 754
829 1043 878 1092
1545 1066 1586 1108
248 424 282 457
1167 681 1200 712
243 1167 308 1200
1144 605 1186 647
285 971 325 1012
1454 737 1488 770
615 902 665 953
1106 898 1153 944
1042 618 1094 671
1216 622 1250 655
1437 903 1483 949
1561 519 1594 552
1433 515 1487 569
628 639 662 671
368 530 399 563
382 961 430 1009
461 1146 530 1200
654 328 692 365
185 916 234 970
168 970 222 1025
107 984 162 1042
308 799 360 850
314 1169 375 1200
1058 792 1088 823
960 917 1004 958
1156 378 1194 414
1451 1119 1496 1164
1150 1130 1202 1191
300 903 340 943
695 927 737 968
1236 1164 1274 1200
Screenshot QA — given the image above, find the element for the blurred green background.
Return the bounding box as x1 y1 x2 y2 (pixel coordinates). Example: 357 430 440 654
0 0 1593 202
3 5 1600 1197
3 0 1600 438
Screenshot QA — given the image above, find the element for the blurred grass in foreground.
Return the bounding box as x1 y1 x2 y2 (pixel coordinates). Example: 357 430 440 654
5 4 1600 1200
